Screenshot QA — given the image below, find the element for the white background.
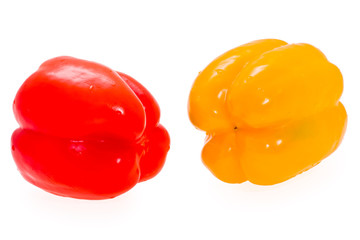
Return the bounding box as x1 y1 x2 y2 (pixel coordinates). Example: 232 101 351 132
0 0 359 239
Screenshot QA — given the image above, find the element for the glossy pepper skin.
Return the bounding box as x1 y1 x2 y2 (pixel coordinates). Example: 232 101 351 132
188 39 347 185
12 56 170 199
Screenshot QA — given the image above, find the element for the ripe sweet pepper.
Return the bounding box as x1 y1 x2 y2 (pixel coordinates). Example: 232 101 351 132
11 56 170 199
188 39 347 185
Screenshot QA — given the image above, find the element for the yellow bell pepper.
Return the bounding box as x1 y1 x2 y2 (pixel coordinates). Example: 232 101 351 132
188 39 347 185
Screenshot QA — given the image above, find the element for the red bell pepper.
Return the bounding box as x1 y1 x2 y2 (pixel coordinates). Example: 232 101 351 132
11 56 170 200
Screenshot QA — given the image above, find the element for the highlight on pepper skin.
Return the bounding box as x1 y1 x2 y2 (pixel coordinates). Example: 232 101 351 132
11 56 170 200
188 39 347 185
